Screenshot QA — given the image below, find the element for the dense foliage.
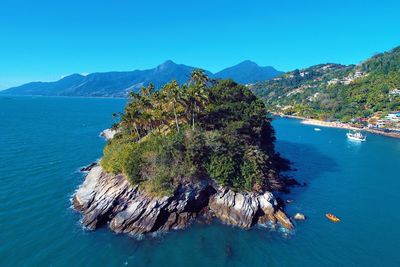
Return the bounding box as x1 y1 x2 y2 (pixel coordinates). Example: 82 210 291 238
101 70 288 197
251 46 400 122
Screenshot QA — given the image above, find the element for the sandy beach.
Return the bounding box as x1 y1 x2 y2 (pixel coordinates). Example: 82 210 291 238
301 119 359 130
275 114 400 139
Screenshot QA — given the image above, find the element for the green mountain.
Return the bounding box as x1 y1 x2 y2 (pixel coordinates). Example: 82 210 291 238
251 46 400 122
1 61 281 97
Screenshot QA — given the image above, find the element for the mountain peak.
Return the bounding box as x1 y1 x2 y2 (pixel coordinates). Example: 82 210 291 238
61 73 84 80
155 60 178 71
161 60 177 66
215 61 282 84
237 60 259 67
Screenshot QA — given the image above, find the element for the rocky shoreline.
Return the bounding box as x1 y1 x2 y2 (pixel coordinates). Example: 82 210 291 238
73 164 293 236
99 128 117 140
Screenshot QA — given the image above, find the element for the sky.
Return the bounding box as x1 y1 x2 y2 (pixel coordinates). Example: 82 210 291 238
1 0 400 90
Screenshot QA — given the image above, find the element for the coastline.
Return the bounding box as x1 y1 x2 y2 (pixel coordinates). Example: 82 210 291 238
275 114 400 139
73 129 296 237
73 164 294 235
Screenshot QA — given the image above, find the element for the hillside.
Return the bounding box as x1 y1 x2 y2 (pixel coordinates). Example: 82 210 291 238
251 46 400 123
1 61 281 97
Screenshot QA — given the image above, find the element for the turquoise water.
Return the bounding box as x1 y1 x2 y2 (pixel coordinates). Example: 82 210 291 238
1 96 400 267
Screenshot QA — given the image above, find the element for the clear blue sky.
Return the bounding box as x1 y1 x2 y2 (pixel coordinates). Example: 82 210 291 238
1 0 400 90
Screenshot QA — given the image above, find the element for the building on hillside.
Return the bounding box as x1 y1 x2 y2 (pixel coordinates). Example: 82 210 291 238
328 79 339 85
386 112 400 122
389 89 400 95
299 71 309 77
376 119 388 128
354 71 364 78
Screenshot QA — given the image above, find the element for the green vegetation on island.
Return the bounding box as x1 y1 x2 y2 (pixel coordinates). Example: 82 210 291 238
101 70 289 197
251 46 400 126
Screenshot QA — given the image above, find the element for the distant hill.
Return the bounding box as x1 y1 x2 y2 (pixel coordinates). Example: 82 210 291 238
2 60 281 97
214 60 282 84
250 46 400 122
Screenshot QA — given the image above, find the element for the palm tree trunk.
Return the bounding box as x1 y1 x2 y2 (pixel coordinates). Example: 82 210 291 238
192 104 195 131
173 103 180 132
134 124 141 139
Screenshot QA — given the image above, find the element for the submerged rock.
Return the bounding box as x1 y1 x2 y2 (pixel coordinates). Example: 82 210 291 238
73 165 293 235
80 162 97 172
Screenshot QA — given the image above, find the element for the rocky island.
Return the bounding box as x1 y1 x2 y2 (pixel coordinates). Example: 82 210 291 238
73 70 294 236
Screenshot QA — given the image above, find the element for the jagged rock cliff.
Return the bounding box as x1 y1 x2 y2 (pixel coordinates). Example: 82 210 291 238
73 164 293 235
99 129 117 140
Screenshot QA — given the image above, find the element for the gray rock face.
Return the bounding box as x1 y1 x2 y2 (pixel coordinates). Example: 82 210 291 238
208 187 292 230
209 188 261 228
100 129 117 140
73 165 293 235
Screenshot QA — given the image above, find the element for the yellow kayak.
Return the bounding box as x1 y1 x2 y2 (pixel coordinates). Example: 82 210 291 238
326 213 340 222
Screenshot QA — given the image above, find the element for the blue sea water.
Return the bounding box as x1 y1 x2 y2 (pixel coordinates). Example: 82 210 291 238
1 96 400 267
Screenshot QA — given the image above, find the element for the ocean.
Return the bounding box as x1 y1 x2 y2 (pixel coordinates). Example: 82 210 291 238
1 95 399 266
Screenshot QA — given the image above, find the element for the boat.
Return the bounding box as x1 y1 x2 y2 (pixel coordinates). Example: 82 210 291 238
346 131 366 141
314 128 321 131
326 213 340 222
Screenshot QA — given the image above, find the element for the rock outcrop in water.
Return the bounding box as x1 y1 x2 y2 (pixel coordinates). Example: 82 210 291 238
99 129 117 140
73 164 293 235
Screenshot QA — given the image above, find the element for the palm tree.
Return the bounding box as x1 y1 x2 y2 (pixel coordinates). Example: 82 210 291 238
123 104 143 139
190 69 209 88
150 91 168 133
141 83 155 98
128 91 141 102
186 70 209 130
162 80 182 132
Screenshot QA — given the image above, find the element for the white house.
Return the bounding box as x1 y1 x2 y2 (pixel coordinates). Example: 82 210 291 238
389 89 400 95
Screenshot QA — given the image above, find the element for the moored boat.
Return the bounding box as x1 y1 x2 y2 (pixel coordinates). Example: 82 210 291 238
346 131 366 141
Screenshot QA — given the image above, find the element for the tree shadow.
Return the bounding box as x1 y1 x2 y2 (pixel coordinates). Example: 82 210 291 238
276 140 339 186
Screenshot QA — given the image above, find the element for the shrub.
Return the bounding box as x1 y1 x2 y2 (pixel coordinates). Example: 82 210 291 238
100 137 136 174
140 167 174 197
123 144 143 185
240 148 266 191
206 154 236 187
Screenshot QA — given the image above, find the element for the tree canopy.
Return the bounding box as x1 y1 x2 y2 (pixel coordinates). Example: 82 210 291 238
101 70 289 197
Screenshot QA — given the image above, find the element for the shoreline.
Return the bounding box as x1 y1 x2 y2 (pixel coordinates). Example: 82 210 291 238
73 164 294 236
275 114 400 139
72 129 296 237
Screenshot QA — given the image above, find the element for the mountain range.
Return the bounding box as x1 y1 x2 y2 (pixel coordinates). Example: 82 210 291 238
1 60 282 97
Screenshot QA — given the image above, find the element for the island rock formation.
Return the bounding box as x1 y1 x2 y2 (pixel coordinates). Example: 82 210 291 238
73 164 293 235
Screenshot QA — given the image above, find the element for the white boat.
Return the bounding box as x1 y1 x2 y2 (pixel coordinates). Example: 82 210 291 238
346 131 366 141
314 128 321 131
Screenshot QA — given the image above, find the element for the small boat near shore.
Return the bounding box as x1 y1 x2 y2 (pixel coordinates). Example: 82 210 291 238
346 131 366 142
326 213 340 222
314 128 321 131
